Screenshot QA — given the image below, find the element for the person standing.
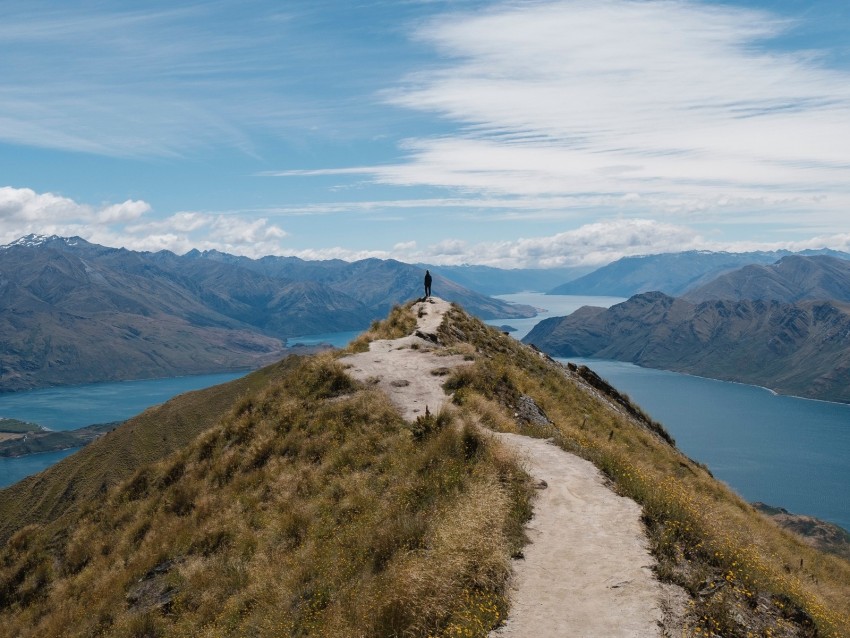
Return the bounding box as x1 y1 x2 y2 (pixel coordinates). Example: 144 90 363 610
424 270 432 298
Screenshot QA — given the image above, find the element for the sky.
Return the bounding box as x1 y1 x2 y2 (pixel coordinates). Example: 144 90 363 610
2 0 850 268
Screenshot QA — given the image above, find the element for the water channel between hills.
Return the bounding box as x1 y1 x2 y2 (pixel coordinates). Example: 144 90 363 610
488 292 850 532
1 294 848 532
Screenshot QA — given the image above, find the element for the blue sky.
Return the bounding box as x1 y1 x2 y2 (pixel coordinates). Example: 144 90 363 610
2 0 850 267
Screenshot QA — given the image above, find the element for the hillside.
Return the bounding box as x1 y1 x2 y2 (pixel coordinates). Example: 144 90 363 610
0 300 848 636
683 254 850 304
194 251 538 319
549 249 850 297
523 292 850 402
0 235 534 391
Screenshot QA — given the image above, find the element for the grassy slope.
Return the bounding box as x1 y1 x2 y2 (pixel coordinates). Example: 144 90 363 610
437 306 850 637
0 303 847 637
0 309 532 637
0 358 299 544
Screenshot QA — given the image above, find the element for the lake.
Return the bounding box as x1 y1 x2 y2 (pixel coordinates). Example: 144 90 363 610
565 358 850 531
486 292 850 531
485 292 627 340
0 370 247 488
3 297 848 533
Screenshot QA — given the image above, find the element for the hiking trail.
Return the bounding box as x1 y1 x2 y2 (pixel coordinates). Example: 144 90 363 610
342 297 684 637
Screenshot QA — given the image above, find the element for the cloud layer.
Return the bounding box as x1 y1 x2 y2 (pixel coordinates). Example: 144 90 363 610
0 187 287 258
366 0 850 229
5 1 850 268
5 186 850 267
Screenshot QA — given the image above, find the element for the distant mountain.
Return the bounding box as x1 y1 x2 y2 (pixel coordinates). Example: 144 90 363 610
0 235 534 391
548 249 850 297
420 264 591 295
194 251 538 318
523 292 850 403
683 254 850 304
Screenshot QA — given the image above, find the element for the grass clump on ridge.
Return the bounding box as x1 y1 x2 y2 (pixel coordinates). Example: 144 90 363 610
438 305 850 638
0 351 532 638
347 302 418 352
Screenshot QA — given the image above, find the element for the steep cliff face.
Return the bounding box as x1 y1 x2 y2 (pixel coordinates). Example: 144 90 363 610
524 292 850 402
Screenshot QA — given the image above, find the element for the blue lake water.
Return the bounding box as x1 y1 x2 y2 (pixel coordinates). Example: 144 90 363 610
565 358 850 532
3 297 848 533
485 292 627 340
485 292 850 531
287 330 361 348
0 371 246 488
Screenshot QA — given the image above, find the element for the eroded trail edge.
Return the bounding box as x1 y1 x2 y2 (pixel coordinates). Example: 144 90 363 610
342 298 679 637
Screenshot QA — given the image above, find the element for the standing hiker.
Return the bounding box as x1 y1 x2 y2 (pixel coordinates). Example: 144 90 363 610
424 270 432 299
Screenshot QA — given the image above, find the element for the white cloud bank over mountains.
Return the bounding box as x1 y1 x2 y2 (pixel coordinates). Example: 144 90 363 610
0 187 288 258
3 186 850 268
4 1 850 267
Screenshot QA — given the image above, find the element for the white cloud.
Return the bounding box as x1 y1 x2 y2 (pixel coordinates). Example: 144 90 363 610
6 184 850 267
393 240 417 253
0 186 92 222
97 200 151 223
0 186 289 258
281 218 850 269
350 0 850 228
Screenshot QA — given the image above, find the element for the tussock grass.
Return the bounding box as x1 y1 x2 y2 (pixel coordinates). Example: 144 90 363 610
3 302 846 637
0 348 532 637
347 303 418 353
439 305 850 637
0 356 302 545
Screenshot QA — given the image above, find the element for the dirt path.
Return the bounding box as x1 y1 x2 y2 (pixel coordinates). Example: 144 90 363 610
342 297 468 421
488 433 680 637
342 298 681 637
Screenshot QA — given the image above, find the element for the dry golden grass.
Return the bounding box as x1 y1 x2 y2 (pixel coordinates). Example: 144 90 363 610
0 356 303 545
347 303 418 353
0 350 532 638
2 302 847 637
439 306 850 637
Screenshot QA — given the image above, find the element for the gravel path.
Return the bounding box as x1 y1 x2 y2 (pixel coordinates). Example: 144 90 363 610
342 298 468 421
342 298 681 637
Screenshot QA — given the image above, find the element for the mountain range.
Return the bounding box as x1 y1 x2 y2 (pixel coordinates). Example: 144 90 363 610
525 255 850 402
681 254 850 304
0 235 535 392
549 249 850 297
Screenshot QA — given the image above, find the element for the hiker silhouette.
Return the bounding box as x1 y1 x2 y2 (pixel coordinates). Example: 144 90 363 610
424 270 432 299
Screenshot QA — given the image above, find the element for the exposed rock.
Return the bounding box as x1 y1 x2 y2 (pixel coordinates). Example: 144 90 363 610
126 558 182 614
513 394 554 429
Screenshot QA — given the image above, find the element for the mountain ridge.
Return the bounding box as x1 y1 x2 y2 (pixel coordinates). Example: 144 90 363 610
549 249 850 297
0 300 846 636
683 254 850 304
523 291 850 402
0 235 534 392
